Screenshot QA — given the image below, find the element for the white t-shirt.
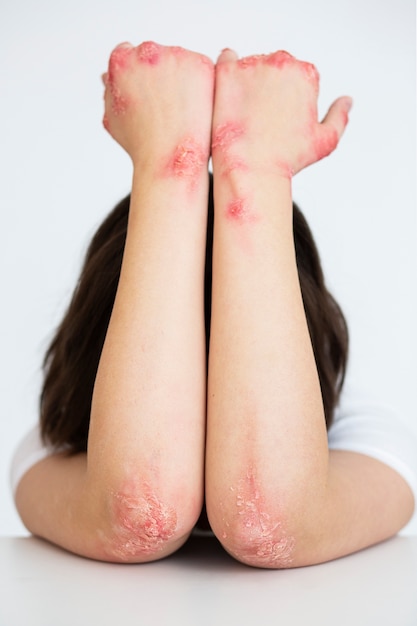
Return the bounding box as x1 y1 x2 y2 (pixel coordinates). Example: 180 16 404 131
10 385 417 523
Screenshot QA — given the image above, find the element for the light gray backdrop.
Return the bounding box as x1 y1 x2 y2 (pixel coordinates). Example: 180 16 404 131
1 0 416 534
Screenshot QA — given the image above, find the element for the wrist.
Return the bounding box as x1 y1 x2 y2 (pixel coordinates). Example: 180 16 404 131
130 163 210 218
212 147 294 182
212 161 292 196
212 165 293 230
132 135 210 190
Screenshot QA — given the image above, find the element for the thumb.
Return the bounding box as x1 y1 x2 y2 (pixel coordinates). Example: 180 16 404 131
316 96 353 159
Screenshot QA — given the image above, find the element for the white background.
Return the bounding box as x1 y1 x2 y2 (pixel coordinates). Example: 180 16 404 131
1 0 416 535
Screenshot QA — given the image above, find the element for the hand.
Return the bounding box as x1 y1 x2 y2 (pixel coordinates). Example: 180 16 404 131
212 48 352 178
102 41 215 172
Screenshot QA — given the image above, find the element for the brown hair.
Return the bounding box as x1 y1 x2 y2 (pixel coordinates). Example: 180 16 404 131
40 175 348 453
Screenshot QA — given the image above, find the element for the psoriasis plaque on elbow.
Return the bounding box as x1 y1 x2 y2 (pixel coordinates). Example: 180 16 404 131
106 480 177 560
225 466 295 567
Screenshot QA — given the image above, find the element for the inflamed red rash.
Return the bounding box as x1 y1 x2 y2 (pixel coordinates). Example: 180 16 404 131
108 43 133 88
110 90 129 116
237 54 264 69
265 50 294 69
136 41 161 65
237 50 317 82
164 138 207 188
225 198 255 224
110 42 133 66
107 43 133 117
212 122 248 176
313 127 339 161
105 480 177 561
212 121 246 152
226 466 295 568
297 102 349 166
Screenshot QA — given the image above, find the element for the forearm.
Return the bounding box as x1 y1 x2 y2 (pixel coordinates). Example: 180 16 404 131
87 167 208 554
206 168 329 565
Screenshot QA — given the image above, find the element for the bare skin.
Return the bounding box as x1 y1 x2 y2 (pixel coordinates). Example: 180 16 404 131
15 42 414 566
206 48 413 567
17 42 214 562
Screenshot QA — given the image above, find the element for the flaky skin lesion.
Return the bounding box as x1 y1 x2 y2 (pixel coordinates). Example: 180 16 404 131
168 138 208 183
220 467 295 568
100 481 178 562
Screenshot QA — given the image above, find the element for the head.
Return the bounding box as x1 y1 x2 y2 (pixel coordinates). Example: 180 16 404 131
40 174 348 453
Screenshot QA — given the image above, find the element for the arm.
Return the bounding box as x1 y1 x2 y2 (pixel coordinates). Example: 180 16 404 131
15 42 214 562
206 49 414 568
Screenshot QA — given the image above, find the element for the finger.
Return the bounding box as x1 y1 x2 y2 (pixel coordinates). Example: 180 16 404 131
101 72 108 86
315 96 353 159
216 48 238 64
114 41 134 51
320 96 353 141
109 42 134 69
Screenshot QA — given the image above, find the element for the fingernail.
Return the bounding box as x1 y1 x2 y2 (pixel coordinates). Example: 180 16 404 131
344 97 353 112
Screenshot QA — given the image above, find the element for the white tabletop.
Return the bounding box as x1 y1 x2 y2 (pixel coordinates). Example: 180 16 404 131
1 534 416 626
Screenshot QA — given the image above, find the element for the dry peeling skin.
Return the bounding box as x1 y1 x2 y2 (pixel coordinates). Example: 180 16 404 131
164 138 207 188
212 121 249 177
105 481 177 561
212 121 246 151
136 41 161 65
106 41 162 118
225 466 295 568
238 50 319 86
107 44 133 117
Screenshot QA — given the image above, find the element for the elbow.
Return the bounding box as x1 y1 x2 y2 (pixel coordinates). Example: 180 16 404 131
206 482 298 569
206 466 323 569
221 528 296 570
94 478 199 563
209 511 296 569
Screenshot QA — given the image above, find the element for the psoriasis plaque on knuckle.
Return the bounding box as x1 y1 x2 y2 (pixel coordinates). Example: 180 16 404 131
136 41 161 65
224 466 295 568
265 50 294 69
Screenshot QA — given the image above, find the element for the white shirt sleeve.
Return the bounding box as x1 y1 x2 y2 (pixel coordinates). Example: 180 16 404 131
10 425 65 497
328 386 417 503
